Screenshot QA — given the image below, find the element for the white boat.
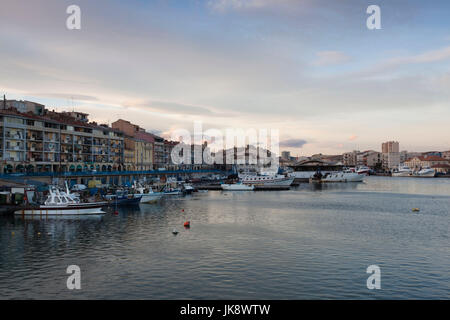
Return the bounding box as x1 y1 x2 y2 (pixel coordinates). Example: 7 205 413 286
131 182 163 203
183 183 195 194
221 183 254 191
309 170 365 183
392 165 412 177
240 174 294 186
356 166 370 175
413 167 436 177
15 185 106 215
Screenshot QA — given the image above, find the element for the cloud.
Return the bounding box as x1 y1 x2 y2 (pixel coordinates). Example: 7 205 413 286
207 0 295 12
280 139 308 148
313 51 351 66
123 100 235 118
26 93 98 102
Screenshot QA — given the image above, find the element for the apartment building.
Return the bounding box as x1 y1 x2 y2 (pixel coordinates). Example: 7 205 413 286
112 119 156 171
343 150 359 166
1 108 124 174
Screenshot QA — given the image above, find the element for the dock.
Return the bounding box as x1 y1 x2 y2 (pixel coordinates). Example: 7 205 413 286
195 184 291 191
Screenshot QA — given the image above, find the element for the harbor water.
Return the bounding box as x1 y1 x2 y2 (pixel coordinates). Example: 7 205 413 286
0 176 449 299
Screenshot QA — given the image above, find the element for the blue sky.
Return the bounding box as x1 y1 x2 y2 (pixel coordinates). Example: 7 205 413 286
0 0 449 155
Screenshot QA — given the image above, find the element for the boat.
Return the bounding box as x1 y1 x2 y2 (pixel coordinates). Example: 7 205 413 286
183 183 195 194
356 166 371 175
412 167 436 178
14 185 106 215
131 182 163 203
392 165 412 177
309 170 365 183
105 189 142 205
239 174 294 186
221 183 255 191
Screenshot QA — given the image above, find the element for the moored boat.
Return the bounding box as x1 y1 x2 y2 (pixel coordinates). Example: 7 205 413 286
221 183 254 191
392 165 412 177
14 185 106 215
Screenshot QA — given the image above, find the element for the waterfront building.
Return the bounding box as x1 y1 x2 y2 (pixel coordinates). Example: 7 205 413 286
442 151 450 161
1 108 124 174
111 119 155 171
343 150 359 166
404 155 449 171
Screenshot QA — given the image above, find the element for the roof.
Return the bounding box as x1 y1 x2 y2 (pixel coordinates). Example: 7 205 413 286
417 155 447 162
134 131 155 143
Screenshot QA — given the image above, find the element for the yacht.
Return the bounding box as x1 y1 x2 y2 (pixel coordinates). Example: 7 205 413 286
356 166 371 175
392 165 412 177
15 185 106 215
221 183 255 191
413 167 436 178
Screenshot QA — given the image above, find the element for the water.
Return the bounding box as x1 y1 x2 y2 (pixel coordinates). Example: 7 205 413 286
0 176 449 299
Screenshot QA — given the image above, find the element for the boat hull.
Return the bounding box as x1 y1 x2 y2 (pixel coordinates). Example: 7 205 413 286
15 204 105 215
221 184 254 191
139 193 163 203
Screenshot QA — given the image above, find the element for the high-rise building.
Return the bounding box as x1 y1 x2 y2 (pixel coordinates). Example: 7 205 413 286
382 141 399 153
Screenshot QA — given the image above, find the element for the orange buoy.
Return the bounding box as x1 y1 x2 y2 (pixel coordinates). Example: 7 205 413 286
184 221 190 228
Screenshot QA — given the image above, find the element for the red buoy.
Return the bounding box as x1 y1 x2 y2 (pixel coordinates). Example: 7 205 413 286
114 211 119 215
181 209 184 212
184 221 190 228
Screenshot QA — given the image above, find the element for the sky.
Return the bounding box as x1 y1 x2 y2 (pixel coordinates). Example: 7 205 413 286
0 0 449 156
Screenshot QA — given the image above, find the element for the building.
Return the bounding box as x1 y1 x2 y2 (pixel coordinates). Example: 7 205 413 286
3 98 45 115
1 108 124 174
404 155 449 170
134 131 154 171
382 141 399 153
281 151 291 161
442 151 450 161
112 119 155 171
343 150 359 166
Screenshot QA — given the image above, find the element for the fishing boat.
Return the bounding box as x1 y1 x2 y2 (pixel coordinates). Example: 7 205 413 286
131 182 163 203
239 174 294 186
104 189 142 205
221 183 254 191
14 185 106 215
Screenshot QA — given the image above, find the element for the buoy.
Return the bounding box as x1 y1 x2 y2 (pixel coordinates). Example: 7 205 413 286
11 232 15 236
172 228 179 235
412 208 420 212
184 221 190 228
114 211 119 215
181 209 184 212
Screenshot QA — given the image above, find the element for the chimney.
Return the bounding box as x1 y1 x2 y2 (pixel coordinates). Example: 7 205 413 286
3 94 5 110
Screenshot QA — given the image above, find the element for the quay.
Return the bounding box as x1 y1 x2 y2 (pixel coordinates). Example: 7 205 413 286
0 169 229 186
196 184 291 191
